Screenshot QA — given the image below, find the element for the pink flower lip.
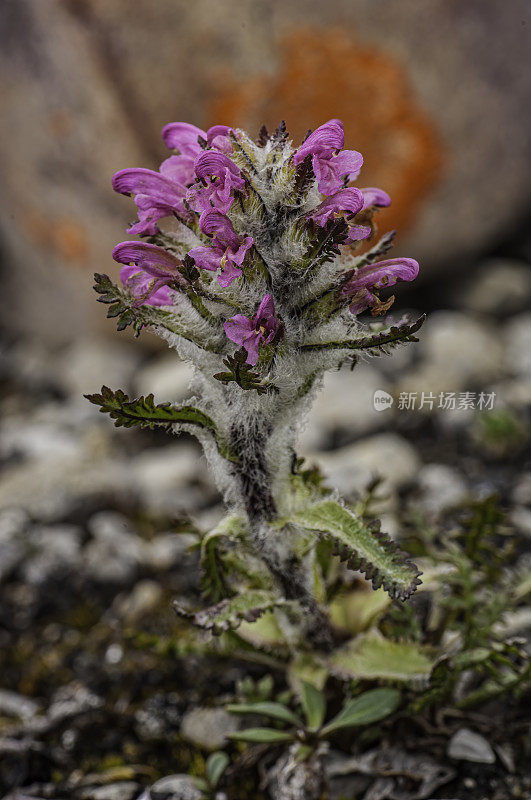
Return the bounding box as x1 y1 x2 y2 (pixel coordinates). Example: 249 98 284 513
223 294 280 366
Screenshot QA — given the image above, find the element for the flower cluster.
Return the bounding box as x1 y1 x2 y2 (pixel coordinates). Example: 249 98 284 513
111 118 419 367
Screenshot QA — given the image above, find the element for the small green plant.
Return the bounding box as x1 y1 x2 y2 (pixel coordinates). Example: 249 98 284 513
226 683 400 796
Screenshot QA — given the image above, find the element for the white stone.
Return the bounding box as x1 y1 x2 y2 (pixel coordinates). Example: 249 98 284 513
447 728 495 764
300 365 390 451
180 707 239 751
119 579 164 623
59 339 140 397
417 464 468 517
131 443 212 515
398 312 504 395
145 532 198 572
460 259 531 315
133 354 194 402
312 433 420 497
504 312 531 378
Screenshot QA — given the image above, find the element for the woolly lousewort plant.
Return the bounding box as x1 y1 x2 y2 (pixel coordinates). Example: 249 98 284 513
87 119 425 651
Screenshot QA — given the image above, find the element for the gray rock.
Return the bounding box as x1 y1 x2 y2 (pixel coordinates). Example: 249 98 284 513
459 259 531 316
22 524 83 585
180 707 239 751
0 419 82 463
512 473 531 506
511 506 531 539
85 512 146 584
118 580 164 623
134 693 182 742
0 453 131 522
0 509 28 582
416 464 468 517
399 311 504 395
145 533 198 572
447 727 496 764
131 444 212 515
149 774 204 800
505 312 531 378
313 433 420 497
133 355 194 403
47 682 103 724
300 365 389 451
0 690 40 721
0 507 29 542
59 339 140 398
79 783 140 800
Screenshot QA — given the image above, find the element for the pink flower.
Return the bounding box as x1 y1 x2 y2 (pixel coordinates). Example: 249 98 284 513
162 122 233 155
313 149 363 195
112 167 190 236
113 241 185 306
309 187 364 227
188 211 253 287
293 119 345 163
224 294 280 365
360 187 391 210
187 152 245 214
341 258 419 315
293 119 363 194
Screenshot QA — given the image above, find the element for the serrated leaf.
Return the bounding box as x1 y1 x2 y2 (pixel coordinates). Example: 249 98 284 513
289 500 421 600
85 386 237 463
321 688 400 736
328 631 434 684
227 728 294 744
227 702 302 727
205 751 229 788
301 315 426 355
236 611 288 650
300 681 326 731
174 591 294 636
200 516 247 601
93 272 217 345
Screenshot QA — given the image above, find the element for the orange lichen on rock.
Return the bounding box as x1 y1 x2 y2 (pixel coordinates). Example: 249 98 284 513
208 28 443 235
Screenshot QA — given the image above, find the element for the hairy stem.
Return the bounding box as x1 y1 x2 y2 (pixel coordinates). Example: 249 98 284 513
229 413 336 650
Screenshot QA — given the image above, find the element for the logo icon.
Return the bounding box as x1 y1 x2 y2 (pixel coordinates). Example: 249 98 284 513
373 389 394 411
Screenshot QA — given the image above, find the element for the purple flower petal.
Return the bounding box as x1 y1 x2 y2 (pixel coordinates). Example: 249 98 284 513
112 241 184 281
345 223 372 243
361 187 391 210
224 314 255 346
112 168 186 213
217 259 243 287
206 125 233 153
342 257 419 314
188 244 223 273
309 187 364 227
161 122 206 155
199 210 241 251
119 265 175 307
293 119 344 164
313 149 363 194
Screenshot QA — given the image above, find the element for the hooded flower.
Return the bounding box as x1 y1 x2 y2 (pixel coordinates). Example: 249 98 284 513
112 167 190 236
162 121 232 155
224 294 280 366
341 258 419 315
360 187 391 210
309 187 364 227
113 241 185 306
188 210 253 287
293 119 363 194
187 152 246 214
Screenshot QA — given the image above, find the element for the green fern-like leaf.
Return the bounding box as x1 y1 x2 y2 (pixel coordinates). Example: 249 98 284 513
200 516 248 601
288 500 421 600
328 631 434 684
174 590 296 636
85 385 237 462
301 314 426 355
93 272 218 345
